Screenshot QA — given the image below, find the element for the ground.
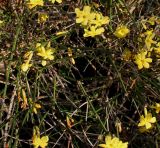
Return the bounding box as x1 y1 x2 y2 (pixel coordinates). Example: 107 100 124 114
0 0 160 148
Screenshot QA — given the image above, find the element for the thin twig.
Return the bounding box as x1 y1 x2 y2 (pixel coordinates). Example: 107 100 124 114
3 87 16 147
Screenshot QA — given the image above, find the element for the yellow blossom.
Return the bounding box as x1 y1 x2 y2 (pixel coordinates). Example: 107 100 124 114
151 103 160 114
90 13 110 27
21 51 33 72
32 126 49 148
21 89 28 109
147 16 157 25
33 103 41 114
75 6 109 38
114 25 130 38
144 30 153 36
154 42 160 55
68 48 75 64
29 98 41 114
27 0 44 9
23 51 33 61
144 30 156 50
138 107 156 130
38 13 48 23
41 60 46 66
56 31 68 35
36 42 55 66
21 62 32 72
33 136 49 148
75 6 95 26
121 49 132 61
49 0 62 4
134 51 152 69
99 135 128 148
84 26 104 37
36 43 54 60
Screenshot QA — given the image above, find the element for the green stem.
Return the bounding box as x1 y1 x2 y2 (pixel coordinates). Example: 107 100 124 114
77 81 108 132
3 24 21 98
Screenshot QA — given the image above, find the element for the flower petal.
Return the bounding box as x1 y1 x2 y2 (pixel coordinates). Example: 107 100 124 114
145 58 152 63
150 117 156 123
40 136 49 148
143 62 149 68
145 122 151 129
98 144 107 148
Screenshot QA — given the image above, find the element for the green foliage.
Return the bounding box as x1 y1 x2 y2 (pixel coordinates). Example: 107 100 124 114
0 0 160 148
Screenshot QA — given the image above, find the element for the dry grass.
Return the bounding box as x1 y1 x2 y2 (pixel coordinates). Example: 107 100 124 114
0 0 160 147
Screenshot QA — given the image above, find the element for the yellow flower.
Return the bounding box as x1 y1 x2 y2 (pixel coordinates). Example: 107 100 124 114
33 136 49 148
151 103 160 114
138 107 156 130
114 25 130 38
56 31 68 35
144 30 153 36
84 26 104 37
36 42 55 66
41 60 47 66
21 51 33 72
49 0 62 4
90 13 110 27
75 6 95 26
38 13 48 23
75 6 109 38
147 16 157 25
99 135 128 148
154 42 160 55
21 62 32 72
29 98 41 114
144 30 156 50
23 51 33 61
134 51 152 69
27 0 44 9
68 48 75 65
36 43 54 60
33 103 41 114
32 126 49 148
121 49 132 61
21 89 28 110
